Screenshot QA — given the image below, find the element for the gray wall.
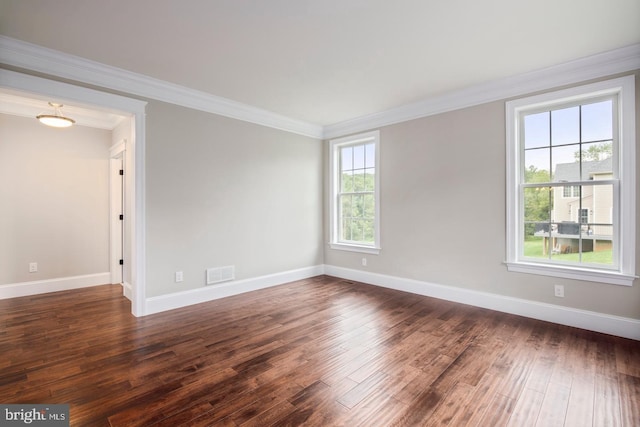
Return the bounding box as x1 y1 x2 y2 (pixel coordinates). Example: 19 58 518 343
325 71 640 320
0 113 111 284
145 101 324 297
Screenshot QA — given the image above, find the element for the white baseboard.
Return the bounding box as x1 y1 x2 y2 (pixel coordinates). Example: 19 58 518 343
122 282 133 300
0 272 112 299
145 265 325 315
324 265 640 341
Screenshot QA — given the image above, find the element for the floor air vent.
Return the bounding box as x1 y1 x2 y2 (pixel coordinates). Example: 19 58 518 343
206 265 235 285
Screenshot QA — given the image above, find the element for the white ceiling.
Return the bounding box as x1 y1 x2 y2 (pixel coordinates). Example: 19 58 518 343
1 0 639 127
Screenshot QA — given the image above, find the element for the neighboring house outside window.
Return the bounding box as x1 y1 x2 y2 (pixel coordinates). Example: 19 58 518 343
549 158 613 255
506 76 636 286
329 131 380 254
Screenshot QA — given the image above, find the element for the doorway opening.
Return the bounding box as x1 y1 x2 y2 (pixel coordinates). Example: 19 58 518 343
0 69 147 316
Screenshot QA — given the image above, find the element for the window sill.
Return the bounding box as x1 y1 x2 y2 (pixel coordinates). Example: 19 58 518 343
505 261 636 286
330 243 381 255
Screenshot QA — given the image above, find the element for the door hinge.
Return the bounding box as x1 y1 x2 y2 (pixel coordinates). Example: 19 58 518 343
119 169 124 176
119 259 124 265
119 214 124 220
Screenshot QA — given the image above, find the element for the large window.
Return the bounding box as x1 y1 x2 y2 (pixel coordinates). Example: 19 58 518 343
329 131 380 254
506 76 636 286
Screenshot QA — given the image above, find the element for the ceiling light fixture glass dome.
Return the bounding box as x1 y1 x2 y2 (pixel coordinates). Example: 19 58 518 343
36 102 75 127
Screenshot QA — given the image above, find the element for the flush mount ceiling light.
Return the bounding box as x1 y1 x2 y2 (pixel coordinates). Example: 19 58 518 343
36 102 75 128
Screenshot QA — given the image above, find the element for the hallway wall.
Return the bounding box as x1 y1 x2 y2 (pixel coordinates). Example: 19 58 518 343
0 113 112 286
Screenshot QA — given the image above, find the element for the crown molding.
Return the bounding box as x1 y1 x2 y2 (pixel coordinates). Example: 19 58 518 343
0 36 323 139
2 36 638 141
323 43 640 139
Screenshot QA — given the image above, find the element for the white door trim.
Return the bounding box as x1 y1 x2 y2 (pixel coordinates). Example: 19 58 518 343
109 146 124 287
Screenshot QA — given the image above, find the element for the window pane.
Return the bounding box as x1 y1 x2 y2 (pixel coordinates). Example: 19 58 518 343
524 147 550 182
353 144 365 169
353 170 366 192
351 219 364 242
362 219 375 243
550 233 613 266
585 184 613 229
364 168 375 191
352 194 364 218
551 106 579 146
523 230 550 259
364 194 375 218
587 225 613 266
341 217 352 241
548 183 614 265
524 112 550 149
341 172 353 192
524 187 551 222
582 100 613 142
555 185 581 229
524 186 553 257
341 146 353 171
339 194 352 220
551 145 580 182
365 143 375 168
578 141 613 164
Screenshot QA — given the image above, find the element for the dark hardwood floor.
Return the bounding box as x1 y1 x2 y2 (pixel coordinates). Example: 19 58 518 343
1 275 639 426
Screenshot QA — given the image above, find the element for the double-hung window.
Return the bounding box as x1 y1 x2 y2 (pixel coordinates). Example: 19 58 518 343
506 76 636 286
329 131 380 254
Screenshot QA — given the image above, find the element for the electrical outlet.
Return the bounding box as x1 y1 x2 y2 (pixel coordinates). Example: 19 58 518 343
29 262 38 273
554 284 564 298
362 257 367 266
175 271 184 282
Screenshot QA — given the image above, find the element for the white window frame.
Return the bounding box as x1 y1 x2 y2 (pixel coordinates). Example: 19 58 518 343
506 76 636 286
329 130 381 254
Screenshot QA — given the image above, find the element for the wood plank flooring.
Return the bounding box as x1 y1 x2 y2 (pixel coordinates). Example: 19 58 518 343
1 275 639 426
